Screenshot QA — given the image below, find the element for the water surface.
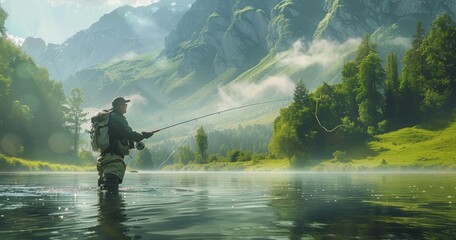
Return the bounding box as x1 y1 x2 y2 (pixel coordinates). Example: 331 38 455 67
0 172 455 239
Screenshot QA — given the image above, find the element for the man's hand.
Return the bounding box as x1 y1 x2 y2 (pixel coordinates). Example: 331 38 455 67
142 131 154 139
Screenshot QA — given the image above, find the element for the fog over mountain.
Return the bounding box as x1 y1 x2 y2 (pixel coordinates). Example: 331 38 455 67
15 0 456 131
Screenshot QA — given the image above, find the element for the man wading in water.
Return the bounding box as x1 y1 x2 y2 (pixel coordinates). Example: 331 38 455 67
97 97 154 194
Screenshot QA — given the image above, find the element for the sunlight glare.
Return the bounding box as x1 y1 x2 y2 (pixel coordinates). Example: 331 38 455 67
0 133 24 156
48 131 72 154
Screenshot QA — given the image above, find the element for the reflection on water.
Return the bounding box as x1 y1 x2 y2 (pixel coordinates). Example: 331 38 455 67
88 193 129 239
0 172 455 239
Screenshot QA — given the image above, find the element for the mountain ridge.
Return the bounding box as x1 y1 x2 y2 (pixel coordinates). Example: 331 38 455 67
24 0 456 130
21 0 193 82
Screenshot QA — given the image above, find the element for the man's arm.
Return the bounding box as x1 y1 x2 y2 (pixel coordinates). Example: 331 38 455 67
111 113 145 142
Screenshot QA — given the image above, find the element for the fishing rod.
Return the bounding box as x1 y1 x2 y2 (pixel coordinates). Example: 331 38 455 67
150 99 290 133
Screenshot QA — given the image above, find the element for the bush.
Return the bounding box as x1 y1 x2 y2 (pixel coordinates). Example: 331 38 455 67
208 154 218 162
333 150 348 162
228 150 241 162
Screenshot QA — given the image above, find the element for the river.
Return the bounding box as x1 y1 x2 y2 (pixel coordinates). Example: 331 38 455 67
0 172 455 239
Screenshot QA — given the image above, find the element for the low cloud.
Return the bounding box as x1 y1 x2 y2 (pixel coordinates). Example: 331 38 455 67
390 36 412 49
217 76 295 110
112 51 138 61
280 38 361 68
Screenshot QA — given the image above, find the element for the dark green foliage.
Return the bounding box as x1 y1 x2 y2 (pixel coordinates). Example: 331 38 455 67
293 79 308 108
419 13 456 109
0 5 6 36
0 35 69 160
356 52 385 131
355 34 377 64
399 21 428 122
147 142 175 168
65 88 88 162
0 7 74 161
384 52 400 126
135 147 154 168
207 124 272 153
145 124 273 168
398 14 456 123
176 145 194 165
339 61 359 122
269 14 456 167
195 126 208 163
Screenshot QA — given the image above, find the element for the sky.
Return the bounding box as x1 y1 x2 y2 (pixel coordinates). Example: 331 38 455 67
1 0 161 44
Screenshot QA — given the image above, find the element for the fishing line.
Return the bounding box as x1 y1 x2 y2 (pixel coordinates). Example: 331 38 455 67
314 95 346 132
152 99 289 133
157 120 199 169
153 99 289 168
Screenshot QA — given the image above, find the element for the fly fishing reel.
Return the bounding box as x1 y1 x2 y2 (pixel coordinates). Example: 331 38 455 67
135 141 145 150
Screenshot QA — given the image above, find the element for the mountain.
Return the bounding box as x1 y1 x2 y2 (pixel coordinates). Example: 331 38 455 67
64 0 456 131
314 0 456 40
163 0 456 84
21 0 194 82
164 0 326 80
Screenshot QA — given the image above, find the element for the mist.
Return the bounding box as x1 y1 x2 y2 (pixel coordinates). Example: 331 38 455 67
280 38 361 68
217 76 295 110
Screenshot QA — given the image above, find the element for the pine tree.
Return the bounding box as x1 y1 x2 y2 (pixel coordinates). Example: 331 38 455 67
355 34 377 64
65 88 88 161
401 22 428 110
340 61 359 122
293 79 309 108
356 52 385 131
420 13 456 109
195 126 208 163
384 52 399 124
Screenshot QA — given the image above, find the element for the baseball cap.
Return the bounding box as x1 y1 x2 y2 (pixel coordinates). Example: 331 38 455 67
112 96 130 108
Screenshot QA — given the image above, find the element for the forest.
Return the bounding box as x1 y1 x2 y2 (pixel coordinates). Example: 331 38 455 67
0 6 87 166
268 14 456 167
140 13 456 169
0 7 455 170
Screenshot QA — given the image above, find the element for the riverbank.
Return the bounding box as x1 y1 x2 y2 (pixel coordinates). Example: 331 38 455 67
165 111 456 172
162 158 290 171
0 154 92 171
313 111 456 171
2 111 455 172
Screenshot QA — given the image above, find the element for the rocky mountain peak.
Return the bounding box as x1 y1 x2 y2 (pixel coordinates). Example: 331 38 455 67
314 0 456 40
22 1 193 82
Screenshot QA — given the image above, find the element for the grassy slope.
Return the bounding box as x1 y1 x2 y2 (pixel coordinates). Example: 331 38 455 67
3 111 454 172
163 159 290 171
313 110 456 171
0 154 93 171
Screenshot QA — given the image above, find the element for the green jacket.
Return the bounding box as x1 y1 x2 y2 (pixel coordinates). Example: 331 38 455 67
103 109 144 157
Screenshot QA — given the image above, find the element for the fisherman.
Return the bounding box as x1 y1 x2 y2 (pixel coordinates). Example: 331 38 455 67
97 96 154 194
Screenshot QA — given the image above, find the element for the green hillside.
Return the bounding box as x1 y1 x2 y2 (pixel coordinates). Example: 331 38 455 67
314 110 456 171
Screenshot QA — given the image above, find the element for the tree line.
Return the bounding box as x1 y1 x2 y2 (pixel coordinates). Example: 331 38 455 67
2 4 454 171
136 13 456 170
269 14 456 167
0 6 88 165
132 124 274 169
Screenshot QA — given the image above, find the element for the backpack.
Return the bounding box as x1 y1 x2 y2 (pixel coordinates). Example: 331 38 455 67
90 109 113 152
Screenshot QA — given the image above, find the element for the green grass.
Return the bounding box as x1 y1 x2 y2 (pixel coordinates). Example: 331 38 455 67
0 154 93 172
314 110 456 171
162 110 456 172
163 158 290 171
3 110 454 172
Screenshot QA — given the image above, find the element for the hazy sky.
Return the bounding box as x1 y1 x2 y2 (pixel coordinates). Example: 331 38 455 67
1 0 161 44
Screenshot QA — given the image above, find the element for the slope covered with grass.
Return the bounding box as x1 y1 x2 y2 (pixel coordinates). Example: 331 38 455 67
315 110 456 171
